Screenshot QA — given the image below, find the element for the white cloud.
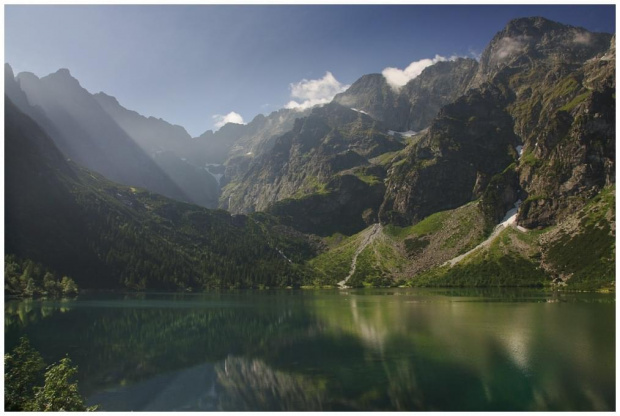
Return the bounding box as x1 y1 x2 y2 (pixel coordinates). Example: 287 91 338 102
284 71 349 111
382 54 457 90
573 31 593 45
495 36 530 61
468 48 482 61
212 111 245 129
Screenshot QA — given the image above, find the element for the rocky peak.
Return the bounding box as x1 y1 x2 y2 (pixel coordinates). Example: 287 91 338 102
5 62 15 80
42 67 82 88
472 17 612 88
93 91 121 107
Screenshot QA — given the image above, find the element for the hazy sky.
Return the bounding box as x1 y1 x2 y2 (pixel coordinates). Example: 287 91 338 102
5 5 616 136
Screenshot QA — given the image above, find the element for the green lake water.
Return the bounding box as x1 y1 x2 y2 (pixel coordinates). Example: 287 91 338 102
4 288 615 411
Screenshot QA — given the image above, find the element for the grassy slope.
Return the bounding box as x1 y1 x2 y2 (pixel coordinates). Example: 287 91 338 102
541 186 615 290
307 186 614 290
408 186 615 290
306 201 488 287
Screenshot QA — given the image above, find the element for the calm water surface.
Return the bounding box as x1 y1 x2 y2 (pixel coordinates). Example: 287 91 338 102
4 288 615 411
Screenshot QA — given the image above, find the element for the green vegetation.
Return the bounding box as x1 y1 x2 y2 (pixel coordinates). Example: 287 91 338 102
520 150 541 167
384 210 451 238
543 186 615 290
347 246 392 287
5 337 96 411
352 172 381 186
409 228 547 287
369 150 401 166
559 92 591 112
307 231 363 285
5 100 318 291
5 256 79 298
297 175 329 196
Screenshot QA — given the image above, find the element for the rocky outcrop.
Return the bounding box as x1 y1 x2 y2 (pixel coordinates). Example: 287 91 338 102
380 84 519 225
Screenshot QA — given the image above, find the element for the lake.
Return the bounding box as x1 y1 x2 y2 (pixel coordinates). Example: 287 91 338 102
4 288 615 411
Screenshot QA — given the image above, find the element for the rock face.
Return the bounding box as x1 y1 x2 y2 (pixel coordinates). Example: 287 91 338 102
220 103 403 219
380 84 520 225
380 17 615 229
333 58 478 131
488 17 615 228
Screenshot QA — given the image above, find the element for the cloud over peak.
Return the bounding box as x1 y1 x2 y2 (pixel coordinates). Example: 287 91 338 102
382 54 457 90
285 71 349 111
494 35 530 61
213 111 245 129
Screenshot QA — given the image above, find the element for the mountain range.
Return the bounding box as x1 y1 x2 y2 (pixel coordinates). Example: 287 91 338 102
5 17 615 291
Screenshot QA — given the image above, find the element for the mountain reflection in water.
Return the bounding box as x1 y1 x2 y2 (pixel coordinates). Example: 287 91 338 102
4 289 615 411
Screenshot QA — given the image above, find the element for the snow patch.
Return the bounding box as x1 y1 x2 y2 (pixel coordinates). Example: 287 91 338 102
388 130 417 137
351 107 369 115
515 145 523 158
276 248 293 264
499 199 522 227
444 200 524 267
204 163 224 187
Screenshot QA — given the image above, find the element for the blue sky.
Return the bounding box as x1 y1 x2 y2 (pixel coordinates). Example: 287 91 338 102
5 5 616 136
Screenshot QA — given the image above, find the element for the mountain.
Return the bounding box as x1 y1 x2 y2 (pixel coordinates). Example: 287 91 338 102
379 83 520 225
92 92 220 207
333 58 478 131
12 68 192 201
219 103 404 234
4 16 615 291
307 17 615 289
6 66 223 207
379 17 614 228
196 108 311 165
5 97 320 290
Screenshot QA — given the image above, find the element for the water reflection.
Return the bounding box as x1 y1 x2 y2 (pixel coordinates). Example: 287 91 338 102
217 356 327 411
4 290 615 411
5 298 73 327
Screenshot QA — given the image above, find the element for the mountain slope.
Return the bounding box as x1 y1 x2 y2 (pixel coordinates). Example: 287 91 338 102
13 68 194 202
93 92 220 207
5 97 319 290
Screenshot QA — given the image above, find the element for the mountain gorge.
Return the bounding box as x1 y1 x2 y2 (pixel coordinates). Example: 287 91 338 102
4 16 615 291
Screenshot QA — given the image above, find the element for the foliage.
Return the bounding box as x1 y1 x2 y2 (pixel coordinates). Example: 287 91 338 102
29 358 97 411
5 337 96 411
4 337 45 411
4 255 79 298
543 186 615 289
